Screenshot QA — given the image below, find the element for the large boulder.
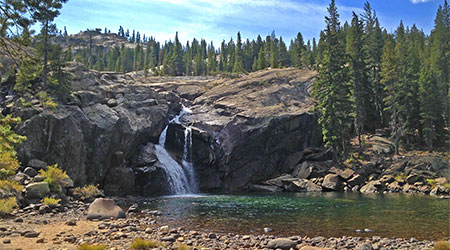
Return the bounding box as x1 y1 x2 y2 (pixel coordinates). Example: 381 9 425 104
322 174 341 191
283 178 322 192
348 174 366 187
265 174 297 188
292 161 332 179
360 180 385 193
266 238 297 250
25 182 50 199
87 198 126 220
27 159 48 171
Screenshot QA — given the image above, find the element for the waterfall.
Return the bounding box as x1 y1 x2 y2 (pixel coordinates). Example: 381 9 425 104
154 105 197 195
182 126 198 192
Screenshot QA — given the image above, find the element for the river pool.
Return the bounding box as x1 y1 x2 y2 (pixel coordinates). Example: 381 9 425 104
141 192 450 240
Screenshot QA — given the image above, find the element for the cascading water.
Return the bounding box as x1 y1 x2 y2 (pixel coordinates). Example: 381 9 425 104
182 126 198 192
154 105 198 195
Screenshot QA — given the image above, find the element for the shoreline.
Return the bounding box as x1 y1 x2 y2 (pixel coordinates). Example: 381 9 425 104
1 198 448 250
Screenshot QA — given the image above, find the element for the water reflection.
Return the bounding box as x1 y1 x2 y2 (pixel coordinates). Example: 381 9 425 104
143 192 450 240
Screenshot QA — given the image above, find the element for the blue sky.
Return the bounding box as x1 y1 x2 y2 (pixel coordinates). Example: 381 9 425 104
53 0 443 45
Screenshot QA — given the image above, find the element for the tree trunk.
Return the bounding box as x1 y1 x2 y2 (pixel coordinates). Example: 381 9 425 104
43 19 49 88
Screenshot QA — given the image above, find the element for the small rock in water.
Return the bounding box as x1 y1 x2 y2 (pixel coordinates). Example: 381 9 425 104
356 229 363 233
264 227 273 233
364 228 374 233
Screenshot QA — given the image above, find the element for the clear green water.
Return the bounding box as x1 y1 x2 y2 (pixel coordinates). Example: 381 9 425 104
143 193 450 240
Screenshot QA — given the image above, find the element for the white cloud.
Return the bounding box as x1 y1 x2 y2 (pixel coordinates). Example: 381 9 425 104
410 0 433 3
56 0 363 45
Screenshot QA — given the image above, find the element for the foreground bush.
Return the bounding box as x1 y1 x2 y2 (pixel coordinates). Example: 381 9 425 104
435 241 450 250
73 184 102 200
0 179 23 192
129 238 159 249
78 244 107 250
0 197 17 215
0 115 26 179
41 197 61 206
39 164 69 191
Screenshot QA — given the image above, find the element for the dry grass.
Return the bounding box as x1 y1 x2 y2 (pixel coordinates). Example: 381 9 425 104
0 179 23 192
41 197 61 206
129 238 160 249
435 241 450 250
72 184 102 200
0 197 17 215
78 244 107 250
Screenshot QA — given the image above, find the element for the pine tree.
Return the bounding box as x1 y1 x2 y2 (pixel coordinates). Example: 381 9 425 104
278 37 289 67
419 62 443 151
26 0 68 87
270 38 278 68
291 32 304 68
381 33 402 154
257 47 266 70
429 1 450 131
233 32 244 74
361 2 384 127
313 0 352 157
347 12 370 147
64 47 72 62
207 42 216 74
171 32 185 76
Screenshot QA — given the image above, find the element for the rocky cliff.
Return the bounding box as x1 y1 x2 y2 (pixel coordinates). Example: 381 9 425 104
162 68 322 191
7 65 448 197
8 65 324 195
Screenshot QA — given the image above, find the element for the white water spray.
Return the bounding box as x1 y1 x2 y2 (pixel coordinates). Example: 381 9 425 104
154 106 198 194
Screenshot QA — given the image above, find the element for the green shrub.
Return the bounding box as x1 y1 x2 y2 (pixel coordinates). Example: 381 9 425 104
426 178 437 186
129 238 159 249
39 164 69 192
0 197 17 215
17 97 32 107
444 183 450 189
73 184 102 200
435 241 450 250
0 179 23 192
41 197 61 206
78 244 107 250
0 115 26 180
394 173 407 181
37 92 58 109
